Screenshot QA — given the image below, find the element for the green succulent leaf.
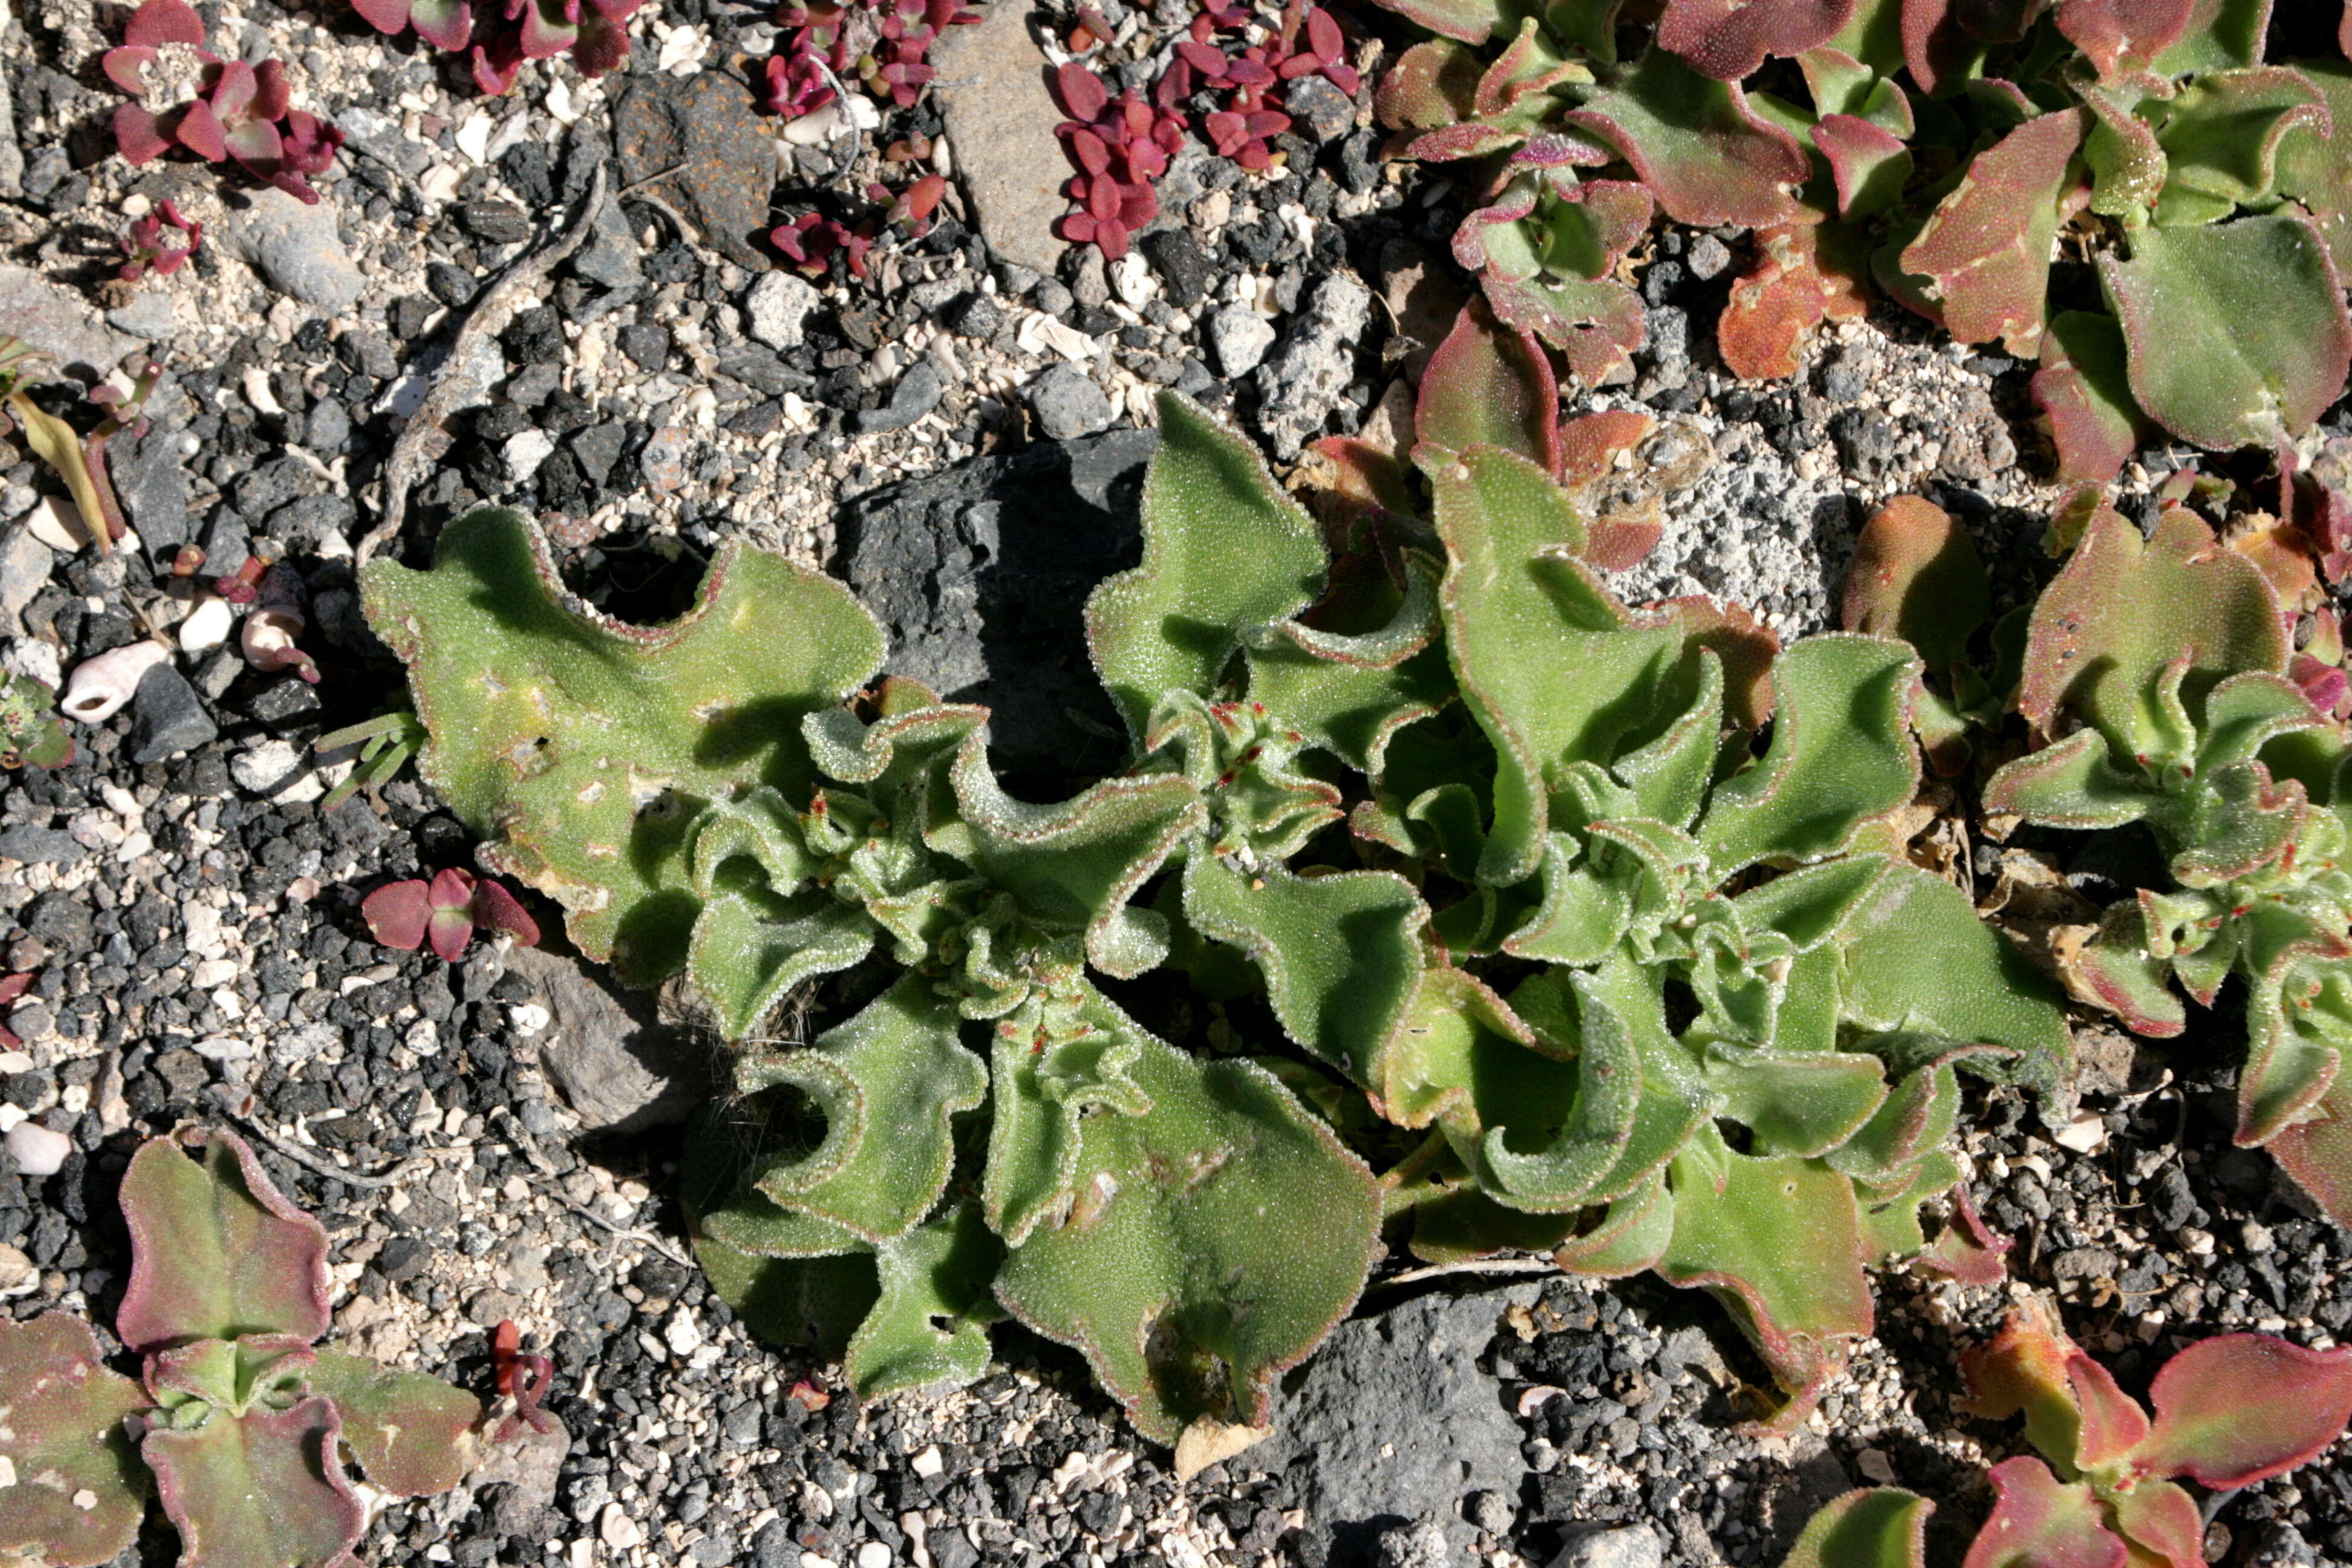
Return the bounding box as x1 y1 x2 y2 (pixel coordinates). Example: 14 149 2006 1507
142 1397 367 1568
1180 854 1428 1084
733 976 987 1243
984 983 1155 1246
687 892 877 1044
117 1131 331 1353
1564 47 1811 226
301 1351 481 1498
361 508 884 983
2100 213 2352 454
993 989 1380 1445
2273 60 2352 273
843 1204 1006 1397
1779 1488 1932 1568
1086 392 1327 739
2151 67 2327 214
1656 1126 1872 1410
1695 635 1920 875
0 1314 149 1568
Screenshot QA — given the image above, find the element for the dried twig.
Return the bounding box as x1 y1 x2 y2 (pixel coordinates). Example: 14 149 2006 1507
355 161 612 566
1365 1257 1558 1292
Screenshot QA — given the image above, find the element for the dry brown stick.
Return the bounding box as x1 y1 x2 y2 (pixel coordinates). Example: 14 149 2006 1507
354 161 612 566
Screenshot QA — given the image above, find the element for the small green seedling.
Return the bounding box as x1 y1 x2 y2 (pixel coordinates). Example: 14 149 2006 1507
0 1129 483 1568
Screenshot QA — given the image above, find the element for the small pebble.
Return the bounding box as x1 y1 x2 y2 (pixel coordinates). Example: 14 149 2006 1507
5 1120 71 1177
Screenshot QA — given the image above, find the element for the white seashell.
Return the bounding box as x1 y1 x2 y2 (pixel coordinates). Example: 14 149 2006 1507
241 607 310 676
60 642 169 724
178 593 234 654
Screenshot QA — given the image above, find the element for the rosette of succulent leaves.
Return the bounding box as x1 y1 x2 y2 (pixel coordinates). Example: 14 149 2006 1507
1365 0 2352 481
359 371 2065 1455
1977 493 2352 1227
0 1130 480 1568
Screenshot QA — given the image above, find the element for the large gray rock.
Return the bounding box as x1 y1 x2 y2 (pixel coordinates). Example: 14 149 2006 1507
837 429 1154 777
223 189 364 313
1244 1283 1540 1568
111 416 191 555
0 266 139 374
505 946 703 1133
614 73 778 269
932 3 1069 276
1256 271 1373 459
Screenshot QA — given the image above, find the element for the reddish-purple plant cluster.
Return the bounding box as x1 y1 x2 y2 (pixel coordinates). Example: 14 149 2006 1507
362 867 541 962
348 0 641 96
103 0 343 203
119 199 201 284
760 0 981 122
1050 0 1358 260
771 210 878 279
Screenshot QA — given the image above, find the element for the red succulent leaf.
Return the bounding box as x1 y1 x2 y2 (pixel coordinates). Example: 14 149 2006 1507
2105 1481 2203 1568
1118 186 1157 227
1175 38 1227 75
252 58 293 120
1278 51 1324 79
350 0 416 33
428 905 476 962
409 0 475 50
1324 60 1361 94
223 117 285 176
1306 6 1343 62
113 103 173 163
362 880 434 950
206 59 256 123
1959 1457 2126 1568
1127 136 1168 179
103 45 160 96
566 0 628 70
1091 215 1129 258
1898 109 2085 356
1416 298 1560 474
2053 0 2194 79
2132 1333 2352 1488
1206 109 1246 154
126 0 207 47
1915 1181 2012 1285
2291 653 2350 720
1056 61 1108 120
279 110 342 176
1224 55 1278 87
168 97 228 160
1059 212 1100 244
1718 221 1870 381
471 36 525 94
1087 174 1120 220
1155 59 1194 108
521 0 580 57
1062 125 1111 174
1657 0 1854 80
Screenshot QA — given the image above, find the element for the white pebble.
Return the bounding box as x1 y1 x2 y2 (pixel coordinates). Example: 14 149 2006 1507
5 1120 71 1177
597 1502 643 1549
856 1544 893 1568
177 595 234 653
664 1308 705 1356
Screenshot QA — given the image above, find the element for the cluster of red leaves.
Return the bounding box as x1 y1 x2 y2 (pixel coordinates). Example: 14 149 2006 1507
119 199 201 284
103 0 342 204
362 868 541 963
774 137 949 276
761 0 981 122
350 0 640 96
1051 0 1356 260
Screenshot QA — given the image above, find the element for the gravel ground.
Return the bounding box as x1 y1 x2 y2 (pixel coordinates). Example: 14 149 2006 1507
5 1 2352 1566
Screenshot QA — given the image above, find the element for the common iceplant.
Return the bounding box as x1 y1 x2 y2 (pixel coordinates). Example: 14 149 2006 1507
359 366 2071 1451
0 1129 480 1568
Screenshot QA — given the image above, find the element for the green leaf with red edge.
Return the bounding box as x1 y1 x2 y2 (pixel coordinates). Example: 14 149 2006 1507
2054 0 2195 78
1484 270 1648 385
1959 1457 2126 1568
1429 444 1708 885
1898 110 2086 356
2132 1331 2352 1487
1958 1298 2151 1477
117 1129 331 1353
2032 310 2146 486
1655 1126 1872 1417
1376 38 1482 127
2100 212 2352 453
992 985 1380 1447
2273 61 2352 273
2146 0 2268 74
302 1350 481 1497
1812 113 1913 217
361 506 885 986
1086 391 1326 739
1656 0 1855 81
2105 1480 2204 1568
1780 1488 1932 1568
2013 503 2286 757
1982 729 2157 829
1566 48 1811 226
142 1397 367 1568
1362 0 1516 44
1717 220 1872 379
2079 80 2167 220
0 1313 148 1568
1840 495 1989 666
2152 67 2328 216
1414 299 1558 472
2269 1075 2352 1227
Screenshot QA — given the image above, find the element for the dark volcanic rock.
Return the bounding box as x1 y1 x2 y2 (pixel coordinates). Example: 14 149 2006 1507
1243 1282 1539 1568
128 664 217 764
837 430 1155 777
613 73 779 269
